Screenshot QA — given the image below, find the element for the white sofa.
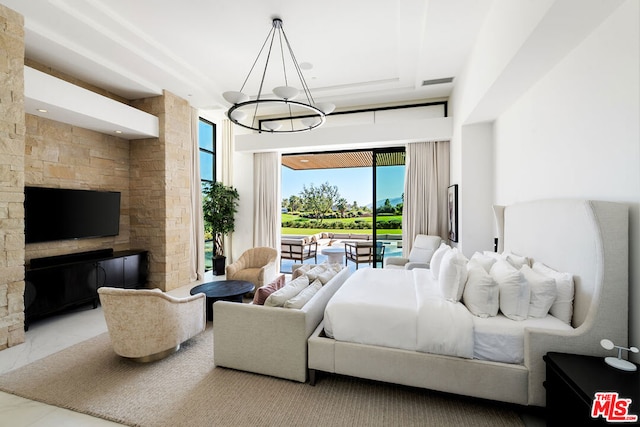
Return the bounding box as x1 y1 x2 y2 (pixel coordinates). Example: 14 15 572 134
213 265 350 382
308 199 629 407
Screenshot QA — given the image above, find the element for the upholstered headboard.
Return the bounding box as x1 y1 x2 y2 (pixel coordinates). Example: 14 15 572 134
501 199 628 332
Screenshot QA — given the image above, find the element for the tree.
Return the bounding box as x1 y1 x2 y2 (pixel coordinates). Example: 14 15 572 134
300 182 340 223
288 195 302 213
336 198 348 218
202 181 239 257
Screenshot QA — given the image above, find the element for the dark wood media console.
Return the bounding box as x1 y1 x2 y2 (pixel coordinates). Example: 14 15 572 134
24 248 148 329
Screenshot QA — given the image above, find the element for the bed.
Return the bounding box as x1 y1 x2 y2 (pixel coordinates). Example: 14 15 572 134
307 199 629 406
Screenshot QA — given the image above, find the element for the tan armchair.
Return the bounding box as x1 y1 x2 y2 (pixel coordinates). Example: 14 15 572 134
97 287 206 362
225 247 278 288
384 234 442 269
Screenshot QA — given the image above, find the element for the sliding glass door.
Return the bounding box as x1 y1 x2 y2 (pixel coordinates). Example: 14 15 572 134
373 148 405 267
280 147 405 270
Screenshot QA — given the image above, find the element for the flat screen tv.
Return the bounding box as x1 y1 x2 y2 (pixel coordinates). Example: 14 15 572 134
25 186 121 244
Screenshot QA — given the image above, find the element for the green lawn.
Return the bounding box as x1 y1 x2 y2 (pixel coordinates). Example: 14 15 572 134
281 213 403 235
281 227 402 235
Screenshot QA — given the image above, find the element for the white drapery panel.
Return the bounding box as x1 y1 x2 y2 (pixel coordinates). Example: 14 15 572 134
189 108 205 281
402 141 450 255
221 119 234 262
253 152 280 249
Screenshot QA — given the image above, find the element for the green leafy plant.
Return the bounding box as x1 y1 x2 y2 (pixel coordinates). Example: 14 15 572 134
202 181 239 257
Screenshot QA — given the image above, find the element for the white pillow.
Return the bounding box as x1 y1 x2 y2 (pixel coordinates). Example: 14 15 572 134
264 275 310 307
504 252 530 269
532 261 575 325
438 247 468 302
482 250 530 269
520 265 557 318
305 264 341 284
468 252 497 273
490 260 529 321
463 265 499 318
284 279 322 309
430 243 451 279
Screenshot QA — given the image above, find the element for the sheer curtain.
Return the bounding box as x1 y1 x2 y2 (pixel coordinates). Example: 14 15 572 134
221 119 235 262
402 141 450 255
253 152 280 249
189 108 205 281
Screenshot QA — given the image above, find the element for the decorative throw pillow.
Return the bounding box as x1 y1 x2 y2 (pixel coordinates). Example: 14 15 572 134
468 252 497 273
305 263 341 284
504 252 530 269
532 261 574 324
252 274 286 305
284 279 322 309
292 264 313 280
438 247 468 302
264 275 310 307
520 265 557 318
463 265 499 318
490 260 529 321
430 243 451 279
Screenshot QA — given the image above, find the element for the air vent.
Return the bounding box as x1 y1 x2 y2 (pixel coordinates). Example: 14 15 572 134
421 77 454 86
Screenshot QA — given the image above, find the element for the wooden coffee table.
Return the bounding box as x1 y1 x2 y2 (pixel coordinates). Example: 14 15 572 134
190 280 255 321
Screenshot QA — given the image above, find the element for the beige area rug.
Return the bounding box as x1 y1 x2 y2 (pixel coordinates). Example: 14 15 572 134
0 327 524 427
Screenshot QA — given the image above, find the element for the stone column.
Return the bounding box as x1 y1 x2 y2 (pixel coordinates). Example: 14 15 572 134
130 91 191 291
0 5 25 349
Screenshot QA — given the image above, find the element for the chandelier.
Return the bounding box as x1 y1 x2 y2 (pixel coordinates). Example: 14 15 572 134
223 18 334 133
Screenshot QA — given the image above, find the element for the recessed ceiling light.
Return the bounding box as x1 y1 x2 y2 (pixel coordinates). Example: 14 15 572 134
300 159 309 163
115 130 123 134
37 108 48 113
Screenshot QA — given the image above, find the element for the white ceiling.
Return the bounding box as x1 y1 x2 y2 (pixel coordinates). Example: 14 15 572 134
1 0 492 115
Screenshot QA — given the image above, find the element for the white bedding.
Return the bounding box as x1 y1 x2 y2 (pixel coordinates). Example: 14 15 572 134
324 268 474 358
472 313 573 363
323 267 574 364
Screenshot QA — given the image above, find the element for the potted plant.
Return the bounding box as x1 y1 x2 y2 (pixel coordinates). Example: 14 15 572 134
202 181 239 275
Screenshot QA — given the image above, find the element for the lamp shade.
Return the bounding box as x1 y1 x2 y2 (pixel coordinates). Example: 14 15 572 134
229 109 247 122
262 121 282 131
301 117 321 128
316 102 335 114
223 91 249 105
273 86 299 101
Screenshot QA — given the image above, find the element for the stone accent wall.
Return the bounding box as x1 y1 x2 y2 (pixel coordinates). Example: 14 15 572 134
24 115 131 262
0 5 25 350
130 91 191 291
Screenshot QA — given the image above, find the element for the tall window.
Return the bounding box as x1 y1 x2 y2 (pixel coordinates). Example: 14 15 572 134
199 118 215 271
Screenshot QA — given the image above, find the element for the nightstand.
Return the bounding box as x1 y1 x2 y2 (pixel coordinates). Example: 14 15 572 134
544 352 640 426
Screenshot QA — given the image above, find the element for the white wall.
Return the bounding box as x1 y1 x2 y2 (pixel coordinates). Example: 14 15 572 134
452 0 639 359
493 0 639 357
459 123 495 256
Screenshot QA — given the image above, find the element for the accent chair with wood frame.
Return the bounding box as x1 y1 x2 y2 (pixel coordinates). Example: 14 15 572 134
344 241 380 269
280 239 318 269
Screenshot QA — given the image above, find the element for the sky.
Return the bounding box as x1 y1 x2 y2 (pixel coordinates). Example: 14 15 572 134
281 165 405 207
